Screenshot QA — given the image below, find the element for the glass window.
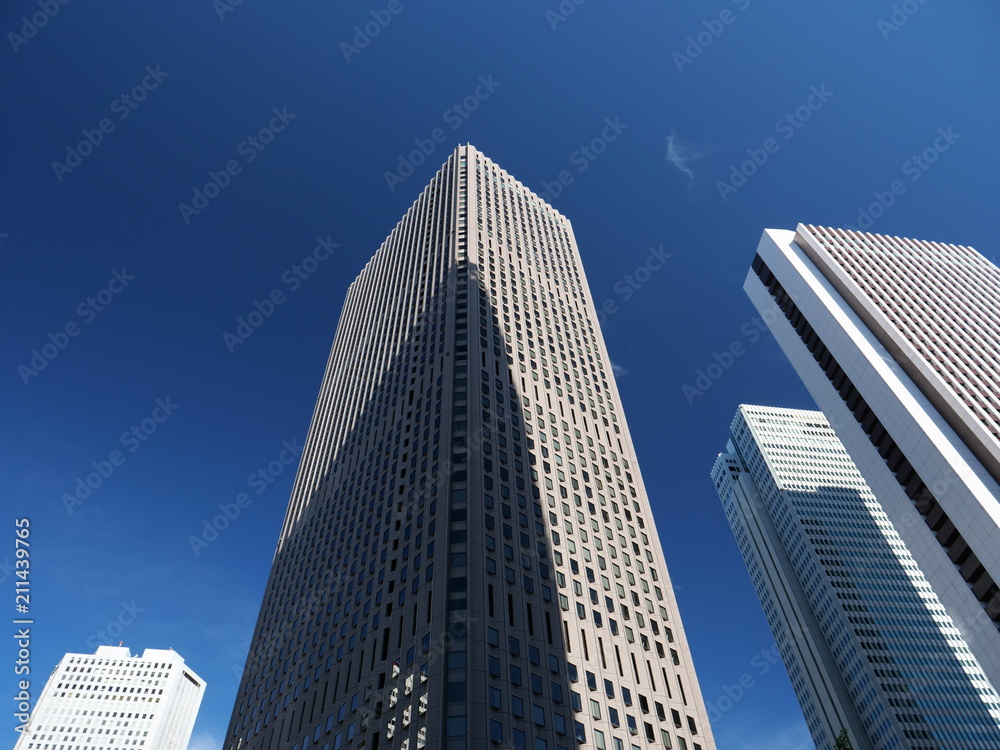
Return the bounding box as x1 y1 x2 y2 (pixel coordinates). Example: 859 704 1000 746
531 673 543 694
512 696 524 718
554 712 566 734
446 682 466 701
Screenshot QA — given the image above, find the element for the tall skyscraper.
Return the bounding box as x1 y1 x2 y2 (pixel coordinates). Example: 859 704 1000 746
712 404 1000 750
14 645 205 750
744 224 1000 689
224 145 716 750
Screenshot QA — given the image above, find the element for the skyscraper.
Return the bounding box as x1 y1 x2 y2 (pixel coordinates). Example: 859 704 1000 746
14 645 205 750
744 224 1000 689
224 145 716 750
712 404 1000 750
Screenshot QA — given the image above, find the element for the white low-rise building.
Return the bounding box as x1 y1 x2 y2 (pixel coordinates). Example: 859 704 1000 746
14 645 205 750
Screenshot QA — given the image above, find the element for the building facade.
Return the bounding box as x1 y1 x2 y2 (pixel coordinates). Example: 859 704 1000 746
712 404 1000 750
224 145 716 750
14 645 205 750
744 224 1000 690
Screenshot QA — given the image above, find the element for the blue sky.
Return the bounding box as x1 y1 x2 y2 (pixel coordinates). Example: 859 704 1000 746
3 1 998 748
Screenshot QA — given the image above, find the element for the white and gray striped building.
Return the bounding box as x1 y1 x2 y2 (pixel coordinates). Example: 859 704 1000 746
743 225 1000 692
224 145 716 750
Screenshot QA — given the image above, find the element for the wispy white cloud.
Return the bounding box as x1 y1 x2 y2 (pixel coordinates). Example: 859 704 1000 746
187 731 220 750
611 361 629 377
664 130 708 182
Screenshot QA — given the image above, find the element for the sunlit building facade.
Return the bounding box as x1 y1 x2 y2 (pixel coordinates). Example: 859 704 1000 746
744 224 1000 690
14 645 205 750
224 145 716 750
712 405 1000 750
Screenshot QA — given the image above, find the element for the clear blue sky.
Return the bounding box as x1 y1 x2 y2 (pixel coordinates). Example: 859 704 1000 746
3 2 998 749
